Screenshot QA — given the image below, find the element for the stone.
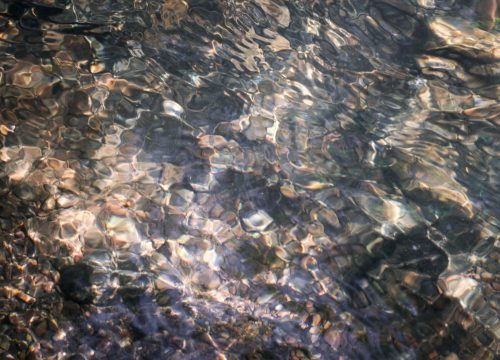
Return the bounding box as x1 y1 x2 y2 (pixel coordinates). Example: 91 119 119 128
241 210 274 232
59 263 93 304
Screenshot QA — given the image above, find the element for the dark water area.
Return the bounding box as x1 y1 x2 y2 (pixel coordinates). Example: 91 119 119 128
0 0 499 359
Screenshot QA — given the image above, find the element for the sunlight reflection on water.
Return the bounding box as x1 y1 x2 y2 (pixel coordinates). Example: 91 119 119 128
0 0 498 358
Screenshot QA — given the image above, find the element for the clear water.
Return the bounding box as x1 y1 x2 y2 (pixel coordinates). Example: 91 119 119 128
0 0 498 359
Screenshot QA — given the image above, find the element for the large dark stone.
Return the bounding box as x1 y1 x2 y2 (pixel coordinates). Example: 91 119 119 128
59 263 94 305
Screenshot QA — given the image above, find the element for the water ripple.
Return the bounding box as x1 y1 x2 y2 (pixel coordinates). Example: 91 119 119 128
0 0 499 359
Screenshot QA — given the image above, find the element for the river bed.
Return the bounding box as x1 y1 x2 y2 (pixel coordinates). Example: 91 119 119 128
0 0 498 359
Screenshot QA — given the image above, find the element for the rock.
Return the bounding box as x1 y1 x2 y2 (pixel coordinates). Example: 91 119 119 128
427 17 500 61
259 0 290 27
0 335 10 351
241 210 274 232
59 263 93 304
106 216 141 249
192 269 220 290
324 329 342 348
475 0 497 30
34 320 48 337
56 194 80 208
162 99 184 120
438 276 479 304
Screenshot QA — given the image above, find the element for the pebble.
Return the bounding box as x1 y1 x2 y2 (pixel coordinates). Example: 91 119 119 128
241 210 274 232
324 330 342 348
481 272 494 282
192 270 221 290
311 314 321 327
57 194 80 208
34 320 48 337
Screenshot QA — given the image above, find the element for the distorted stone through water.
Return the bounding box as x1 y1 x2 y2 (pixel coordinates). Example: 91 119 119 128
0 0 499 359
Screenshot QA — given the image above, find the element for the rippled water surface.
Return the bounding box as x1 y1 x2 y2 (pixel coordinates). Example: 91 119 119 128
0 0 499 359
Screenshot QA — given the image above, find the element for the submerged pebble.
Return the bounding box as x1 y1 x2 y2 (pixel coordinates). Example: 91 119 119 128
241 210 274 232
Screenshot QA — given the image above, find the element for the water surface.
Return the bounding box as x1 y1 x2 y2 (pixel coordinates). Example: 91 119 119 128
0 0 499 359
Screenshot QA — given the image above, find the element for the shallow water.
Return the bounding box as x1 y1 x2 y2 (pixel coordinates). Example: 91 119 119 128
0 0 499 359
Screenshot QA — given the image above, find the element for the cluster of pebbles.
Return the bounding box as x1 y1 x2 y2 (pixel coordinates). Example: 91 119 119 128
0 0 499 359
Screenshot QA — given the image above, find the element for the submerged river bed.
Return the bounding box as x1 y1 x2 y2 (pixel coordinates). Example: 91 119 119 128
0 0 499 359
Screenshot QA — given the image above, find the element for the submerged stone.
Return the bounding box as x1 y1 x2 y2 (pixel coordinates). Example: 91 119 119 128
241 210 274 232
59 263 93 304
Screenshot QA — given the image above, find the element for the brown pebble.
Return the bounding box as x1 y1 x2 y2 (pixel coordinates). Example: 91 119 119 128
428 351 439 359
0 124 14 136
34 320 48 337
481 272 494 282
39 340 54 351
311 314 321 327
53 329 66 341
324 330 342 348
1 286 35 304
48 318 59 332
27 342 42 360
16 291 36 304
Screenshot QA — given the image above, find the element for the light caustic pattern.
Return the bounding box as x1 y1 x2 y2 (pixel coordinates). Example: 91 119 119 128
0 0 498 359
